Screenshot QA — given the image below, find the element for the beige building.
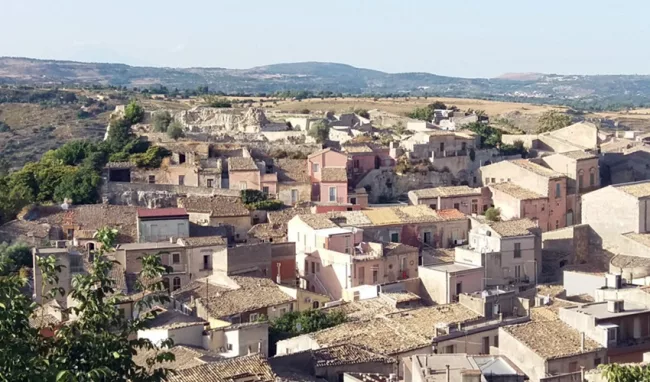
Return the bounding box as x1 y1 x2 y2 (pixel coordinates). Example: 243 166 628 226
404 353 525 382
275 158 311 205
408 186 488 215
136 207 190 242
501 122 600 154
178 195 252 241
33 247 82 304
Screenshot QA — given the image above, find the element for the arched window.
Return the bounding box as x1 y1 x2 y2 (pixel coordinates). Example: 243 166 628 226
173 277 181 291
162 278 170 292
589 167 597 187
87 242 95 251
577 169 585 190
312 301 320 309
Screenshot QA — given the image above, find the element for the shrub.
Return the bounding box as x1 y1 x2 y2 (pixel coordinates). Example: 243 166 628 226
299 109 310 114
167 121 184 140
205 97 232 108
152 111 172 132
354 108 370 119
248 199 284 211
130 146 171 168
124 100 144 125
241 189 266 204
485 207 501 221
308 120 330 143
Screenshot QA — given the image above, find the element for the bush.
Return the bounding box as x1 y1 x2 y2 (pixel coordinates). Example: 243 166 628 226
152 111 172 132
308 120 330 143
407 106 434 121
130 146 171 168
247 199 284 211
167 121 184 140
123 100 144 125
268 309 347 355
241 190 266 204
354 108 370 119
0 122 10 132
299 109 310 114
485 207 501 221
76 110 91 119
205 96 232 108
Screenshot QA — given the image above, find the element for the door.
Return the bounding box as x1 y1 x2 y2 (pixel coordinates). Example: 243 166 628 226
291 189 298 204
566 210 574 226
423 232 432 245
482 336 490 354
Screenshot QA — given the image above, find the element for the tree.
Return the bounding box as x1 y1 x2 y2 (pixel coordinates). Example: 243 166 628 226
599 363 650 382
124 100 145 125
53 165 101 204
107 117 135 148
407 106 434 122
166 121 184 140
0 227 174 380
354 108 370 119
537 110 572 133
308 120 330 143
429 101 447 110
204 96 232 108
268 310 346 355
152 111 172 133
485 207 501 221
0 242 31 274
240 190 266 204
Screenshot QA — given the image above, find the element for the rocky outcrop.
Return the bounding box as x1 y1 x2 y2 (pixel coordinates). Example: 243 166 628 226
174 107 270 133
113 190 179 208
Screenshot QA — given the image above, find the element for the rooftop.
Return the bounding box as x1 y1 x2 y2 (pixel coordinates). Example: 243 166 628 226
489 219 538 237
424 262 482 273
275 158 309 183
248 223 287 242
296 214 338 230
381 291 422 303
137 208 188 219
502 319 602 360
178 195 249 217
321 167 348 182
41 205 139 244
563 301 649 320
511 159 565 179
228 156 259 171
489 182 545 200
321 297 405 322
311 344 396 367
145 307 207 330
559 150 599 160
412 354 524 382
410 186 481 199
178 236 227 247
342 143 374 153
168 353 275 382
268 207 312 225
614 181 650 199
133 345 212 372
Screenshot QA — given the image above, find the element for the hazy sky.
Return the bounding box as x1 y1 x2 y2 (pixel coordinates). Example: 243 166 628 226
2 0 649 78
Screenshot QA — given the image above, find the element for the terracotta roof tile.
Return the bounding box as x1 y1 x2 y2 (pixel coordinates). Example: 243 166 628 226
248 223 287 242
311 344 397 367
133 345 210 372
228 157 259 171
490 182 546 200
489 219 538 237
179 236 227 247
41 205 139 243
342 144 373 153
145 307 208 330
296 214 338 230
616 181 650 199
268 207 312 226
178 196 249 217
321 167 348 182
275 159 309 183
511 159 565 179
168 353 275 382
411 186 481 199
137 208 188 218
560 150 598 160
435 209 467 221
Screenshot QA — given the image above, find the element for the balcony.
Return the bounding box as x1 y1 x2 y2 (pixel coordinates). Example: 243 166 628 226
164 263 188 273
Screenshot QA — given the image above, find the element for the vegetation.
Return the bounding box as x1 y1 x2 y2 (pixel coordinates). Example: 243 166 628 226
353 108 370 119
124 100 145 125
166 121 184 140
499 140 527 157
152 111 172 132
308 120 330 143
267 309 347 355
0 121 10 132
204 96 232 108
599 363 650 382
407 106 434 122
0 227 174 380
0 242 31 275
240 190 284 211
537 110 572 133
130 146 172 168
485 207 501 221
240 190 266 204
465 122 502 148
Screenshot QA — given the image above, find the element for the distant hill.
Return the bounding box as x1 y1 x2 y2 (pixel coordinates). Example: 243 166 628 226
3 57 650 107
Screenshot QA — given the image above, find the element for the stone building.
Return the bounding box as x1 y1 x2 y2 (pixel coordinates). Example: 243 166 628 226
408 186 488 215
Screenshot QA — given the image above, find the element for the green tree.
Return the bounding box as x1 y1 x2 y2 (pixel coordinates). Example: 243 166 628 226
429 101 447 110
107 117 135 148
152 111 172 133
166 121 184 140
268 309 346 355
53 165 101 204
130 146 171 169
0 242 32 275
204 96 232 108
537 110 572 133
0 227 174 381
485 207 501 221
124 100 145 125
240 190 266 204
308 120 330 143
407 106 434 121
599 363 650 382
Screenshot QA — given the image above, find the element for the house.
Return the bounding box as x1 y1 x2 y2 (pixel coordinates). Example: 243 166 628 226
271 344 398 382
343 143 395 175
275 158 311 205
178 195 251 241
171 274 295 326
401 131 478 162
33 247 85 304
501 122 600 154
168 353 276 382
308 148 349 204
137 207 189 242
497 319 606 382
418 262 484 304
560 300 650 363
404 353 525 382
480 159 570 230
136 307 208 347
454 218 541 288
408 186 487 215
488 182 550 227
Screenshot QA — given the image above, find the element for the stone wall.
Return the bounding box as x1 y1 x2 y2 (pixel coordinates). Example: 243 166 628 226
102 181 239 208
355 168 454 203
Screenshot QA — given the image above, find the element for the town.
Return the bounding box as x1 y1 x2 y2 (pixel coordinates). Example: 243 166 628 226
3 93 650 382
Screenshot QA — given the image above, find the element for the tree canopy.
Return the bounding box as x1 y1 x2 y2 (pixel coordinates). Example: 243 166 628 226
152 111 172 133
124 100 145 125
599 363 650 382
537 110 572 133
485 207 501 221
308 120 330 143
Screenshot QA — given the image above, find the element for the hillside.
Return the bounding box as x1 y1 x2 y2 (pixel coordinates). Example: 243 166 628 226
3 57 650 107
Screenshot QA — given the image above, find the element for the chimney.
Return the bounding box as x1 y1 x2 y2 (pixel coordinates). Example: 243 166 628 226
169 236 175 243
446 365 450 382
607 299 624 313
580 332 585 352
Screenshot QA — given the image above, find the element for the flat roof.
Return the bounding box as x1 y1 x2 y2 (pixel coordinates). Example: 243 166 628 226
424 262 482 273
315 227 355 237
117 242 182 250
137 208 188 218
564 301 649 320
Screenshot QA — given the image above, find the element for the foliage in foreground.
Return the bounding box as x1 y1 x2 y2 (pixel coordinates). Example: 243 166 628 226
599 363 650 382
0 227 174 381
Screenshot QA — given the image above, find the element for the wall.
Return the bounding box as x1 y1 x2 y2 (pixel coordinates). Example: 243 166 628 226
582 187 640 245
502 134 539 149
167 324 204 347
208 215 252 242
137 328 169 346
276 334 321 355
546 352 607 382
542 224 590 264
497 327 548 382
563 271 606 298
138 218 189 242
480 161 551 196
229 170 261 191
102 181 239 208
320 182 348 203
317 362 397 382
33 251 72 304
212 243 272 275
186 243 227 277
278 285 331 311
354 168 454 203
132 162 199 187
277 182 311 205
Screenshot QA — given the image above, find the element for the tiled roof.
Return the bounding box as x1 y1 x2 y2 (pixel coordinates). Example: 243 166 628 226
172 276 295 319
610 253 650 268
275 159 309 183
616 181 650 199
228 157 259 171
178 196 249 217
145 307 207 330
42 205 139 244
502 320 602 360
321 167 348 182
296 214 338 230
133 345 209 372
342 144 373 153
489 182 546 200
383 242 418 256
308 147 335 158
321 297 405 322
311 344 397 367
268 207 311 226
363 208 402 225
137 208 188 218
489 219 538 237
326 211 373 227
312 304 480 355
248 223 287 242
560 150 598 160
511 159 565 179
178 236 227 247
382 291 422 303
411 186 481 199
435 209 467 221
393 205 443 223
29 306 62 329
0 219 51 243
168 353 275 382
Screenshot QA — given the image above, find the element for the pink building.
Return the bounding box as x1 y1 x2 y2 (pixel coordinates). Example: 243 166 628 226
308 148 349 203
343 143 395 175
408 186 490 215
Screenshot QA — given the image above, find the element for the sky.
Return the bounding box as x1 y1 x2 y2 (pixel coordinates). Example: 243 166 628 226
2 0 649 78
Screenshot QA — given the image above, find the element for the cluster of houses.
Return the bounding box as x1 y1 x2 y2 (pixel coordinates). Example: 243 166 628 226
7 112 650 382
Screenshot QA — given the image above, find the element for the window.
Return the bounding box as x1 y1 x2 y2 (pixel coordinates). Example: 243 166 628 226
556 220 559 229
312 301 320 309
494 335 499 348
312 163 320 173
453 203 460 210
162 278 170 292
279 307 287 315
350 197 357 205
372 269 378 283
353 159 360 169
485 177 490 184
66 228 75 240
227 344 233 351
445 345 455 354
172 277 181 291
118 308 126 318
148 175 156 184
491 178 495 183
555 183 561 198
514 265 521 281
203 254 211 270
400 256 407 271
482 336 490 354
440 142 445 152
578 172 584 189
461 142 467 151
594 358 602 367
590 169 596 186
390 232 400 243
311 262 315 274
239 181 247 190
316 263 320 273
345 236 351 254
456 282 462 295
514 243 521 258
172 253 181 264
178 175 185 185
179 153 186 164
473 176 477 184
249 313 259 322
207 178 213 188
329 187 337 202
262 186 270 195
358 266 365 284
432 203 437 210
483 204 488 212
471 200 478 214
291 189 299 204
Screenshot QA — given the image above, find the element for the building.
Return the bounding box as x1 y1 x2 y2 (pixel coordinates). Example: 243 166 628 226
560 300 650 363
137 207 190 242
418 262 484 304
343 143 395 176
228 156 278 194
275 158 311 205
404 353 525 382
480 159 570 231
497 319 606 382
401 131 478 162
308 148 349 204
33 247 82 304
168 353 276 382
178 195 251 241
501 122 600 154
408 186 487 215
